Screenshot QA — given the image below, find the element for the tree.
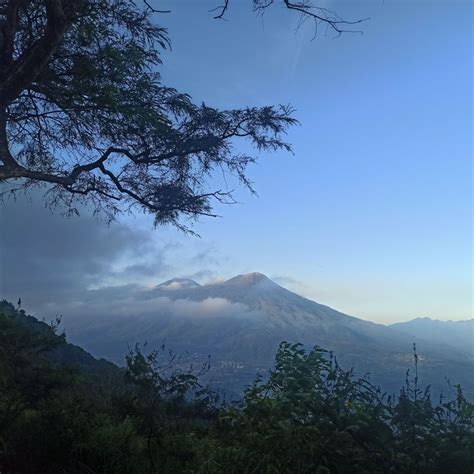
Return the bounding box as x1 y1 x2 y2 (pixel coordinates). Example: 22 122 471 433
0 1 364 231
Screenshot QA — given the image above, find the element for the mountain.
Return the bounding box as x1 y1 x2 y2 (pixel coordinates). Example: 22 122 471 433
63 273 474 398
390 318 474 356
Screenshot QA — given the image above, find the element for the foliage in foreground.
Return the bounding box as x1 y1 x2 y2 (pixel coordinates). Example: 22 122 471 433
0 304 472 473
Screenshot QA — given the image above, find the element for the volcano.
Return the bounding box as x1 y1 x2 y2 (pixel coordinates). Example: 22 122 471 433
65 273 474 397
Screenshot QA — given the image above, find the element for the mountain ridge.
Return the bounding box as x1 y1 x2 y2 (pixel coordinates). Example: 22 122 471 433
390 317 473 356
60 273 474 398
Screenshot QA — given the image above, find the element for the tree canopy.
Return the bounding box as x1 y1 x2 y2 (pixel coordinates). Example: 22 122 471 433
0 1 366 230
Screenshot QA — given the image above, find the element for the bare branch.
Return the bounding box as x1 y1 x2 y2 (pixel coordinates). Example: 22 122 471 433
143 1 170 14
210 0 230 20
281 0 370 36
212 0 370 36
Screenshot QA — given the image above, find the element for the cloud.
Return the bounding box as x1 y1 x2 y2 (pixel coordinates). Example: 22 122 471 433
0 191 235 326
0 193 170 312
50 282 261 323
158 281 183 290
49 282 268 362
54 284 265 344
186 269 221 282
121 262 167 278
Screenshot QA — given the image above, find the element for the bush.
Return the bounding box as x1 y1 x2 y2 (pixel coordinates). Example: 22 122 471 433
0 305 472 473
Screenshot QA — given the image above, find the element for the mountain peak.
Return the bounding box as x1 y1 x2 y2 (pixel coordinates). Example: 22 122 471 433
223 272 273 287
157 278 201 290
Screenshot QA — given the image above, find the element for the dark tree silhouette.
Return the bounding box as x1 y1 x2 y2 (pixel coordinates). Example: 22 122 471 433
0 1 362 230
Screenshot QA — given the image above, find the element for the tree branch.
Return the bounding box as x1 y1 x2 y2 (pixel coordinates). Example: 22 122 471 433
211 0 369 36
0 146 126 184
0 0 69 105
281 0 369 36
143 1 171 14
210 0 230 20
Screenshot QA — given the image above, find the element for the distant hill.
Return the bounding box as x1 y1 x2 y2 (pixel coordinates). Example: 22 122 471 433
390 317 473 356
0 300 122 385
60 273 474 398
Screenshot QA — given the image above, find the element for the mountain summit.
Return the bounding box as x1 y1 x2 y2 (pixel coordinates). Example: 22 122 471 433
223 272 273 286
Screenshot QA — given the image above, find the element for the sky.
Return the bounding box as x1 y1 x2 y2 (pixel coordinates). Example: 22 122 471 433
0 0 472 324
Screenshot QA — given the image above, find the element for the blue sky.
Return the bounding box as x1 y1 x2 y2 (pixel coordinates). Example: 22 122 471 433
1 0 471 324
108 0 472 322
132 0 472 323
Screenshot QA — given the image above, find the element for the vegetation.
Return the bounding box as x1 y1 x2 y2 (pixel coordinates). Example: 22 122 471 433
0 0 299 231
1 302 472 473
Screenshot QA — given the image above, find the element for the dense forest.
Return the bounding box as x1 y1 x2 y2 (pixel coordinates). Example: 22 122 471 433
1 301 472 473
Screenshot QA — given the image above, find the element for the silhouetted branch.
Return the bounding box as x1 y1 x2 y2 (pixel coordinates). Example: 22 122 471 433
143 0 170 14
211 0 370 36
280 0 369 37
210 0 230 19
